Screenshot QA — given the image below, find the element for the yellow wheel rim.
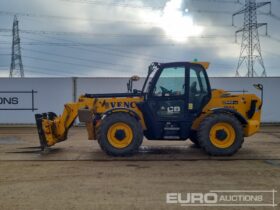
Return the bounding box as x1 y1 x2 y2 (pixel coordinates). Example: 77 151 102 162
209 122 236 149
107 122 133 149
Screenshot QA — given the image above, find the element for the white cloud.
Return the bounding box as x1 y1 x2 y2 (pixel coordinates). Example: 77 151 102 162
132 0 203 42
157 0 203 42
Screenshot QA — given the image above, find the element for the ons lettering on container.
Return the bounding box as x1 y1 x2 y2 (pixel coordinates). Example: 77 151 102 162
0 97 19 105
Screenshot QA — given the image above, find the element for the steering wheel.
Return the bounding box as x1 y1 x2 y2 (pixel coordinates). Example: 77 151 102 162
160 86 172 95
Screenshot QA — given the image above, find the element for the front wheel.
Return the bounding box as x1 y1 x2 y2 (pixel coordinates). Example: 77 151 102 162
96 113 143 156
197 113 244 156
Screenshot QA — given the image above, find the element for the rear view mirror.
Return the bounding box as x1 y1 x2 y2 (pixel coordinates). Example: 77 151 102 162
253 84 263 105
130 75 140 82
127 75 140 93
253 84 263 91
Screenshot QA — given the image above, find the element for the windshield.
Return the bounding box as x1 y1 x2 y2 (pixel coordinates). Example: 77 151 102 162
152 66 185 97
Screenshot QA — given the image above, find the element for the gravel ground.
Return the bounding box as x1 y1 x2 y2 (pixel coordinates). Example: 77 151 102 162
0 126 279 210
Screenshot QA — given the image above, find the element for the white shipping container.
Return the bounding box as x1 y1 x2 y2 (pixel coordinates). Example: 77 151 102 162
0 77 279 124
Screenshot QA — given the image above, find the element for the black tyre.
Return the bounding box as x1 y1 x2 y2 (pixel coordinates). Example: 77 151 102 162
96 112 143 156
189 130 200 147
197 113 244 156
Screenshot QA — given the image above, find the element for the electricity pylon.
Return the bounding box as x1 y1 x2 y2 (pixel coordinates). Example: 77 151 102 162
9 15 24 78
232 0 271 77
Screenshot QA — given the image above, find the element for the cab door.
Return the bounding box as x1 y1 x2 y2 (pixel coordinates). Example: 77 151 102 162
139 63 190 140
188 64 212 116
148 64 186 121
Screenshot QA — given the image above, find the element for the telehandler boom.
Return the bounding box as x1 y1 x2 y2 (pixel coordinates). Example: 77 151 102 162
35 62 262 156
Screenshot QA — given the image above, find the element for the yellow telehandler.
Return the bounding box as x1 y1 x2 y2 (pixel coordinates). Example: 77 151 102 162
35 62 263 156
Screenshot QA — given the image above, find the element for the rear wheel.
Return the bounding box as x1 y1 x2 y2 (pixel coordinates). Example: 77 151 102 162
96 112 143 156
197 113 244 156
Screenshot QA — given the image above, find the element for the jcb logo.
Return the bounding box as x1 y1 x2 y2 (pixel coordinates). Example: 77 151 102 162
167 106 181 113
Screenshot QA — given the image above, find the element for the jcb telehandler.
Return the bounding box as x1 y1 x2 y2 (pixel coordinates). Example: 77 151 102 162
35 62 262 156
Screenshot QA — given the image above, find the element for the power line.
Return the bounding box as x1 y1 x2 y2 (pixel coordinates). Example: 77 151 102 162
22 47 134 69
62 0 244 8
0 39 236 47
23 55 113 70
269 12 280 21
262 49 280 57
62 0 242 15
190 9 234 14
0 28 236 39
20 33 243 68
0 34 11 37
0 10 156 25
266 35 280 43
20 34 154 61
23 54 138 74
1 31 256 72
1 38 169 63
191 0 242 4
19 35 237 76
20 33 189 61
62 1 237 15
26 69 75 76
24 65 89 76
0 10 240 28
60 0 163 9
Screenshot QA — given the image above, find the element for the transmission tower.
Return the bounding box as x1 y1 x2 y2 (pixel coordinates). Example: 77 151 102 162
9 15 24 78
232 0 271 77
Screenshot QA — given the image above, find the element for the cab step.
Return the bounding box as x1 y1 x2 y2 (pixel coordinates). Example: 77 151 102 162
163 135 180 139
164 127 180 131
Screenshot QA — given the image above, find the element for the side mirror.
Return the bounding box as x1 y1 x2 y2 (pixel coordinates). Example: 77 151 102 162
253 83 264 105
253 84 263 91
130 75 140 82
127 75 140 93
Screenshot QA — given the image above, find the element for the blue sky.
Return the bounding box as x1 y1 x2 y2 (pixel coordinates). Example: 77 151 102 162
0 0 279 77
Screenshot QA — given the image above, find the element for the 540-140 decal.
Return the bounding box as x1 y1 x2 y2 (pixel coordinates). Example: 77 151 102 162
223 100 239 105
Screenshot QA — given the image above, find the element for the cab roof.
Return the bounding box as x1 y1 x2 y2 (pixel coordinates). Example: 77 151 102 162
157 62 210 70
191 62 210 70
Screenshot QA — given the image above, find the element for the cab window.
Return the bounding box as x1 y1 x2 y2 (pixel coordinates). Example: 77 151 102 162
199 70 208 93
189 65 210 111
153 67 185 97
189 69 201 93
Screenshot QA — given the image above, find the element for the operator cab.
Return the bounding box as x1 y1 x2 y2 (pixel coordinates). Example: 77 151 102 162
137 62 212 140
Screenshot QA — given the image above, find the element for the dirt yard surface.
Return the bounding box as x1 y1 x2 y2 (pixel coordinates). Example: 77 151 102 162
0 126 279 210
